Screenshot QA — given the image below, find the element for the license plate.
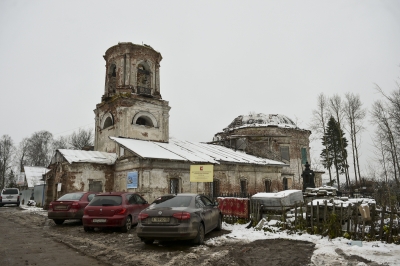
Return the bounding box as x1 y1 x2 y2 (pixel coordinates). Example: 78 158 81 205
151 217 170 223
93 219 107 223
6 196 13 199
55 206 68 210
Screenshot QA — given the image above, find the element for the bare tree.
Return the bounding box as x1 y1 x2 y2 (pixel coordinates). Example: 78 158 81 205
310 93 333 183
370 100 400 184
0 135 15 189
25 131 53 167
69 128 94 150
52 135 70 151
344 93 366 186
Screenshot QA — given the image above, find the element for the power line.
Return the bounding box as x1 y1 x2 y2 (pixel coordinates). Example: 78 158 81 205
53 122 95 136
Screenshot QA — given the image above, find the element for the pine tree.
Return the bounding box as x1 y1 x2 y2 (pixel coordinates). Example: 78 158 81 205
320 117 348 190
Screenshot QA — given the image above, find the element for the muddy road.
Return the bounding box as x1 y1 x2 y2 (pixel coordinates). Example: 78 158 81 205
0 206 315 266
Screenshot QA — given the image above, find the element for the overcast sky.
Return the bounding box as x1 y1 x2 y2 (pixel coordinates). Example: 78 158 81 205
1 1 400 176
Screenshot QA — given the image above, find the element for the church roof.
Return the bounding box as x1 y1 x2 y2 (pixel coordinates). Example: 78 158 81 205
57 149 117 165
224 113 297 131
110 137 286 166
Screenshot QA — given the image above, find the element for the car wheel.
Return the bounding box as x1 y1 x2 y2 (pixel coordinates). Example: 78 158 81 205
0 204 3 207
53 219 65 225
121 216 132 233
215 214 222 231
143 239 154 245
192 223 205 245
16 203 20 207
84 226 94 232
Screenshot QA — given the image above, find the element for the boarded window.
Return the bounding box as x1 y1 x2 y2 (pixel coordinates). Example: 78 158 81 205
280 146 290 161
265 179 271 192
89 181 103 192
170 178 179 194
301 148 307 165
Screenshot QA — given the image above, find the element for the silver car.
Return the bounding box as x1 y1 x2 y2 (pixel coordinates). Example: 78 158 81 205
0 188 21 207
137 193 222 245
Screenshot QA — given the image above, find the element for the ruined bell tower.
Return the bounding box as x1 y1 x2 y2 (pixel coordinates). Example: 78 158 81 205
94 42 171 152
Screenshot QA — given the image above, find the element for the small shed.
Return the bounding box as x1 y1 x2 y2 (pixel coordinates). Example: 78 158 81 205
20 166 50 206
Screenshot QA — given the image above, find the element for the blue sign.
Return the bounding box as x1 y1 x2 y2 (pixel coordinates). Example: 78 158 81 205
127 171 138 189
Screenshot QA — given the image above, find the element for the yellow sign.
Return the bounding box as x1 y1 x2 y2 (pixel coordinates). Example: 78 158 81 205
190 165 214 182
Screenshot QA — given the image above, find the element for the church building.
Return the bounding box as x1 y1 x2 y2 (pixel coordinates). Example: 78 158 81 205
44 42 305 208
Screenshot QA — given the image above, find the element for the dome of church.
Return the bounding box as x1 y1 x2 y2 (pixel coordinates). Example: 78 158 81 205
224 113 297 131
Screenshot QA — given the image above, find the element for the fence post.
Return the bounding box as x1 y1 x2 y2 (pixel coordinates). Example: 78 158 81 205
340 203 343 236
294 202 297 228
379 206 385 241
388 206 394 244
310 201 314 234
347 204 351 233
317 201 320 233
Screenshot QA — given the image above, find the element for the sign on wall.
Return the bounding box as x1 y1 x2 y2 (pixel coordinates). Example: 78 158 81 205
127 171 138 189
190 165 214 182
17 172 25 185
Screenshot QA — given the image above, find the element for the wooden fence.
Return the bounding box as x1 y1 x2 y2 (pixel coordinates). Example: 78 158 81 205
211 194 400 243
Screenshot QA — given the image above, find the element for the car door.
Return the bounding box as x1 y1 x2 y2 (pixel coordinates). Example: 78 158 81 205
200 195 219 230
127 194 146 224
197 195 214 233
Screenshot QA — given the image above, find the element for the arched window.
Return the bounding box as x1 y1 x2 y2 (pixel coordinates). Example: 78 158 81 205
135 116 154 127
102 113 114 129
132 112 158 128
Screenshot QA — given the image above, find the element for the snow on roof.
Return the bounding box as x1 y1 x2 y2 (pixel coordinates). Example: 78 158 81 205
110 137 286 166
224 113 298 131
24 166 50 187
58 149 117 165
252 190 302 198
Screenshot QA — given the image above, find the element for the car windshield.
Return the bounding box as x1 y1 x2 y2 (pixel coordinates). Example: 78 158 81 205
57 193 84 201
151 196 192 208
2 189 19 195
89 196 122 206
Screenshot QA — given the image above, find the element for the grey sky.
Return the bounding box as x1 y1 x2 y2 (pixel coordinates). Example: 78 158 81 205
1 1 400 176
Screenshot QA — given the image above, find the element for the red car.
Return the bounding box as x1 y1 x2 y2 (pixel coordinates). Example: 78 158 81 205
82 192 149 233
48 192 97 225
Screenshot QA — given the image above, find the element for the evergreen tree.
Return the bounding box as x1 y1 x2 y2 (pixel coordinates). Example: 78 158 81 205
320 117 348 190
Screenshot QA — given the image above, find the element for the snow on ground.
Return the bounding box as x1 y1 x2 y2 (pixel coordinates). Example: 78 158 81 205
207 221 400 266
20 205 400 265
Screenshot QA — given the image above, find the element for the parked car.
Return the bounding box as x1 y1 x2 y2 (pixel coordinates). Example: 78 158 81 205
0 188 21 207
82 192 149 233
48 192 97 225
136 193 222 245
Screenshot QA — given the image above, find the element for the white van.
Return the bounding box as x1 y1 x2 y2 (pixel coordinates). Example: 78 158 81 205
0 188 21 207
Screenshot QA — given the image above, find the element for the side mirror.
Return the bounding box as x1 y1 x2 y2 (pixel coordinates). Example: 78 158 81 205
214 201 219 206
20 193 22 196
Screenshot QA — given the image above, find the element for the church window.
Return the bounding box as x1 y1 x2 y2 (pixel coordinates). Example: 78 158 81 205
103 114 114 129
280 146 289 161
108 64 117 93
283 178 288 190
135 116 154 127
301 148 307 165
264 179 271 192
240 179 247 196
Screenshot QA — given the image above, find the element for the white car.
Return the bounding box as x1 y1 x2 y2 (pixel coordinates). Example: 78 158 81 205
0 188 21 207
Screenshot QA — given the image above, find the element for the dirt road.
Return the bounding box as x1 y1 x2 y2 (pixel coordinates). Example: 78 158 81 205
0 206 316 266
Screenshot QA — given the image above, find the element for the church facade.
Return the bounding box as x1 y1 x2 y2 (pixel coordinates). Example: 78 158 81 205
44 42 308 208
